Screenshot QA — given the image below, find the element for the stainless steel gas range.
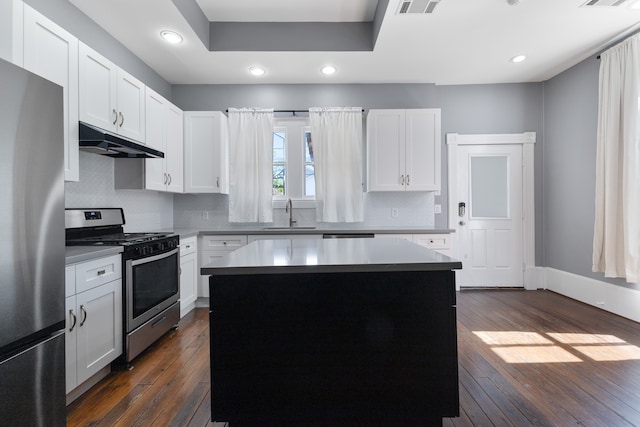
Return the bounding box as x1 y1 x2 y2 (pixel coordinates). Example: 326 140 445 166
65 208 180 366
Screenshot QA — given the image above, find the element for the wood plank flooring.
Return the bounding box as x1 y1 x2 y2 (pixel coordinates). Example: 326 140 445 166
67 290 640 426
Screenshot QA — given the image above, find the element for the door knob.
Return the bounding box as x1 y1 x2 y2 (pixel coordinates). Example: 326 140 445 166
459 221 466 226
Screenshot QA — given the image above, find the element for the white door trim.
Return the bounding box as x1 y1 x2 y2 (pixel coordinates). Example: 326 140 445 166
447 132 536 290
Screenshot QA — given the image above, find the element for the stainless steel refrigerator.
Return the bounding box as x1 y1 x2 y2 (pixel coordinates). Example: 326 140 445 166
0 58 66 425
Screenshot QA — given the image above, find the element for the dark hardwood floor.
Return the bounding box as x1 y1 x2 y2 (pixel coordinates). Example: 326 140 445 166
67 290 640 426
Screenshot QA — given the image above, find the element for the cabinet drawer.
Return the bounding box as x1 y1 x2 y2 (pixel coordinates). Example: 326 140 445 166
413 234 450 250
180 236 197 256
75 254 122 294
201 235 247 250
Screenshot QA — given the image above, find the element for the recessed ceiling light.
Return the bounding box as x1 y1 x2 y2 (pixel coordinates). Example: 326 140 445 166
321 65 337 75
160 30 183 44
249 66 266 76
510 55 527 63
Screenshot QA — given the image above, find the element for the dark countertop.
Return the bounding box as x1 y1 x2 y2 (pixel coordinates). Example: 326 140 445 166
161 227 454 238
201 238 461 276
65 246 123 265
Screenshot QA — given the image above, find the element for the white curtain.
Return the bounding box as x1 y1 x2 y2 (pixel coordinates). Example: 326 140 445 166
593 34 640 282
309 107 364 222
227 108 274 223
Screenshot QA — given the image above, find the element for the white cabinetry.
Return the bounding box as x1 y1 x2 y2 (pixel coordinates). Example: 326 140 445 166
179 236 198 317
79 42 145 143
23 5 79 181
65 254 122 395
184 111 229 194
375 233 452 256
114 89 183 193
367 109 441 192
247 234 322 243
412 234 452 256
144 88 183 193
0 0 23 66
199 235 247 297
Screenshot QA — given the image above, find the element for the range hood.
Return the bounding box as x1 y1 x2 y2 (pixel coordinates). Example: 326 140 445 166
78 121 164 158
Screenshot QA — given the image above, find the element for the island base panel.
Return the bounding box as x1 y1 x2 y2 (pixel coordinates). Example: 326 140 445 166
210 270 459 426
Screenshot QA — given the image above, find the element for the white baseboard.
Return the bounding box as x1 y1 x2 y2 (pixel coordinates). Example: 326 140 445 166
545 267 640 323
524 266 546 290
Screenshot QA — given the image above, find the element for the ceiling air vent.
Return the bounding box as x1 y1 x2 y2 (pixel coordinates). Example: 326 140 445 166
397 0 442 14
581 0 631 6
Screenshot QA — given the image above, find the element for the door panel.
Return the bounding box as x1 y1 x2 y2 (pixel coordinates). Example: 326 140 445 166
457 145 523 287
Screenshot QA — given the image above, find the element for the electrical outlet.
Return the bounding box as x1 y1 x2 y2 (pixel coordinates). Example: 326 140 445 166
391 208 399 218
202 211 209 220
434 204 442 214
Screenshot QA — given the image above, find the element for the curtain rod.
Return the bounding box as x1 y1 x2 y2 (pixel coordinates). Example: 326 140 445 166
596 23 640 59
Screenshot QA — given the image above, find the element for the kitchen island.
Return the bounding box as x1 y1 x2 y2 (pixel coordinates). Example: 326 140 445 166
201 238 462 426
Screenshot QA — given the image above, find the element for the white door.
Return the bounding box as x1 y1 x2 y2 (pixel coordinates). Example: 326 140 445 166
456 144 523 287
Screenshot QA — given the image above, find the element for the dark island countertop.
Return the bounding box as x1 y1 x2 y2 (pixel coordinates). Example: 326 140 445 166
201 237 461 276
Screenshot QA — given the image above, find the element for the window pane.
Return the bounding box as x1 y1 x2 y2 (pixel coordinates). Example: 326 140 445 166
305 165 315 197
273 132 286 162
305 132 314 162
471 155 508 218
273 165 286 196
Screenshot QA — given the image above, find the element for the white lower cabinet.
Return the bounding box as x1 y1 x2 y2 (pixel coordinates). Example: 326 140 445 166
179 236 198 317
65 254 122 395
199 235 248 298
375 233 452 256
412 234 452 256
247 234 322 243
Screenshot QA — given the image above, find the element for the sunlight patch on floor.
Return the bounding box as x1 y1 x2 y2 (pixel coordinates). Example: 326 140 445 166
491 345 582 363
472 331 640 363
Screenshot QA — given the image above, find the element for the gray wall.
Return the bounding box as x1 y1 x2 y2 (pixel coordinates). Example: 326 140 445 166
542 56 635 290
173 82 545 263
24 0 171 98
435 84 544 263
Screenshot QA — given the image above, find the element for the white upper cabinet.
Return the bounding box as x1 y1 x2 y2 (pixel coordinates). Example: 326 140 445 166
114 89 183 193
78 42 145 143
144 89 166 191
23 5 79 181
367 109 441 192
0 0 23 66
184 111 229 194
165 103 184 193
143 87 183 193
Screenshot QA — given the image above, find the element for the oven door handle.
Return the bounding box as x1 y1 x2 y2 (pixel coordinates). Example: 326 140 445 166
129 248 179 266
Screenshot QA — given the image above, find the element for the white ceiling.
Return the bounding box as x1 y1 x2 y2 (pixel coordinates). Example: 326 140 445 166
69 0 640 85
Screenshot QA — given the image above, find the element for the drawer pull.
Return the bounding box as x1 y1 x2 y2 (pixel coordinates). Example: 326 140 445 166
97 269 106 276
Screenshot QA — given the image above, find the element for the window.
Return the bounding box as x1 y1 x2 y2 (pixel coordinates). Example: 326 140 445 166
272 119 315 200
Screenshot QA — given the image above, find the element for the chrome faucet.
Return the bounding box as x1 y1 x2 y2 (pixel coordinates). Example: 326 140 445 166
285 198 297 228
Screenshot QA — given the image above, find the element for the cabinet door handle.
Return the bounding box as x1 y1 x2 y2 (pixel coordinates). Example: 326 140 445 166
216 177 220 188
112 109 118 125
69 309 77 332
406 174 410 186
167 174 172 185
119 111 124 127
97 269 106 276
400 175 405 185
79 305 87 327
163 173 167 185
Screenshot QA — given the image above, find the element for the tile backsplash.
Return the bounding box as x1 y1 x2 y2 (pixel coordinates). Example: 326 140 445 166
66 152 435 231
65 152 174 231
174 192 435 229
